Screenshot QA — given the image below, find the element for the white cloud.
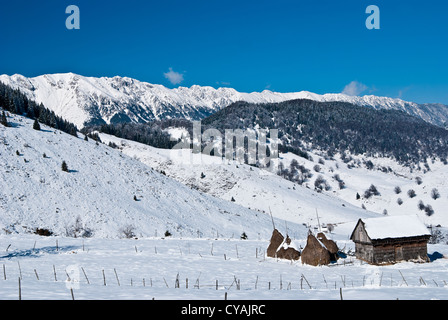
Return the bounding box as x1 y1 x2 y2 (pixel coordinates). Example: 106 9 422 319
216 81 231 87
164 68 184 85
397 86 411 99
342 81 368 96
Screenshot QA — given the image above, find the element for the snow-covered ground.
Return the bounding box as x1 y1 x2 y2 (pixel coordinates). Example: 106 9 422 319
2 111 448 301
99 131 448 230
0 233 447 300
279 151 448 229
0 113 305 239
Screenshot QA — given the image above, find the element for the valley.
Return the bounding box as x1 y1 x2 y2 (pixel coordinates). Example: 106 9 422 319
1 75 448 301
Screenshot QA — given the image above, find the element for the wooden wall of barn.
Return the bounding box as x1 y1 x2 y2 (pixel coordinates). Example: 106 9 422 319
355 240 428 264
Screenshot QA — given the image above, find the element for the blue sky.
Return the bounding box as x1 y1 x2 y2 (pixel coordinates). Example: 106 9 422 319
1 0 447 104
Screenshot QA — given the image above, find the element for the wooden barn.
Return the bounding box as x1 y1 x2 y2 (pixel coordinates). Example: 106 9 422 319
350 215 431 265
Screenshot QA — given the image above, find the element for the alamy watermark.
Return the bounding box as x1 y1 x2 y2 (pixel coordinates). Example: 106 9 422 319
169 121 279 172
64 5 380 31
366 5 380 30
65 264 81 290
66 5 80 30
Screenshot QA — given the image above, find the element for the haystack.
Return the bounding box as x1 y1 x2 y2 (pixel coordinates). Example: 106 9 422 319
266 229 284 258
317 232 339 261
266 229 301 260
301 232 331 266
276 235 301 260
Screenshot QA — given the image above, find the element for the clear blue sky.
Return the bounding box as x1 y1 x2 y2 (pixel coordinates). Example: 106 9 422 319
1 0 447 104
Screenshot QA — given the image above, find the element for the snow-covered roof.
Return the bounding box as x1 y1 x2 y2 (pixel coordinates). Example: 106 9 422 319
360 215 430 240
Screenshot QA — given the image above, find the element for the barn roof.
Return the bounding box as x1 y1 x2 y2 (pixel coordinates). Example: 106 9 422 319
352 215 430 240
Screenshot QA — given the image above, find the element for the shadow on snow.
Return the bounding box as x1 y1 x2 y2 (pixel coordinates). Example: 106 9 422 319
0 245 80 260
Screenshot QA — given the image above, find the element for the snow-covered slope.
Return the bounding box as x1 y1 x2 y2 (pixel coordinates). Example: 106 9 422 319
0 111 307 239
1 73 448 128
98 133 385 231
99 132 448 231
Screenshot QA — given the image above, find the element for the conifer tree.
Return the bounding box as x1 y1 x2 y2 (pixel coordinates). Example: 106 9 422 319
0 110 8 127
33 119 41 130
61 161 69 172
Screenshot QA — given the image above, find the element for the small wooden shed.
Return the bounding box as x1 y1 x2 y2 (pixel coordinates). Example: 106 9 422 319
350 215 431 265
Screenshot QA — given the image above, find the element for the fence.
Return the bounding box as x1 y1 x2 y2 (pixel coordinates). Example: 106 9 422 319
1 238 447 300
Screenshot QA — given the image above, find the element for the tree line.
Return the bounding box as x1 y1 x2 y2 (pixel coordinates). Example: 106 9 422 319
0 82 78 136
81 97 448 168
83 118 192 150
201 99 448 166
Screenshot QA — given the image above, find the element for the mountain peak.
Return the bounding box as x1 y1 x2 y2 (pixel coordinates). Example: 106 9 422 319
1 73 447 128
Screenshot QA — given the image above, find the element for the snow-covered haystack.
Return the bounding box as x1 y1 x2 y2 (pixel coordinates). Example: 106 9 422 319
266 229 300 261
317 232 339 261
266 229 284 258
276 235 301 261
301 231 332 266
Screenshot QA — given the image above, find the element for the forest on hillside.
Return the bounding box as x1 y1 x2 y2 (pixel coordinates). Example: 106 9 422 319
201 99 448 166
0 82 78 136
85 98 448 168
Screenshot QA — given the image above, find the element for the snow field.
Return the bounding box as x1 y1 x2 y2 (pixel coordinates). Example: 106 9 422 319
2 107 448 301
1 234 447 300
99 130 448 234
0 114 306 240
98 133 380 229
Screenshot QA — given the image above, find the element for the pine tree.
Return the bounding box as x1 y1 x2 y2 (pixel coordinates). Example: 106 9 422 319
0 110 8 127
33 119 41 130
61 161 69 172
431 188 440 200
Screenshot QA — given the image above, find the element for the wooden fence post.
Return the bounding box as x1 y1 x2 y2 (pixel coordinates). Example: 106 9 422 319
114 268 120 286
53 265 57 281
81 267 90 284
102 269 106 286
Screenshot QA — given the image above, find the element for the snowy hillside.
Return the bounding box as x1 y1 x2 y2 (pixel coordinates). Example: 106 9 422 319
278 152 448 229
0 111 306 239
99 132 448 233
1 109 448 302
1 73 448 128
98 133 379 230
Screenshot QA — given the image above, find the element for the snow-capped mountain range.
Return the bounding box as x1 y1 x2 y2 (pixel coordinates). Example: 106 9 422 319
1 72 448 129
